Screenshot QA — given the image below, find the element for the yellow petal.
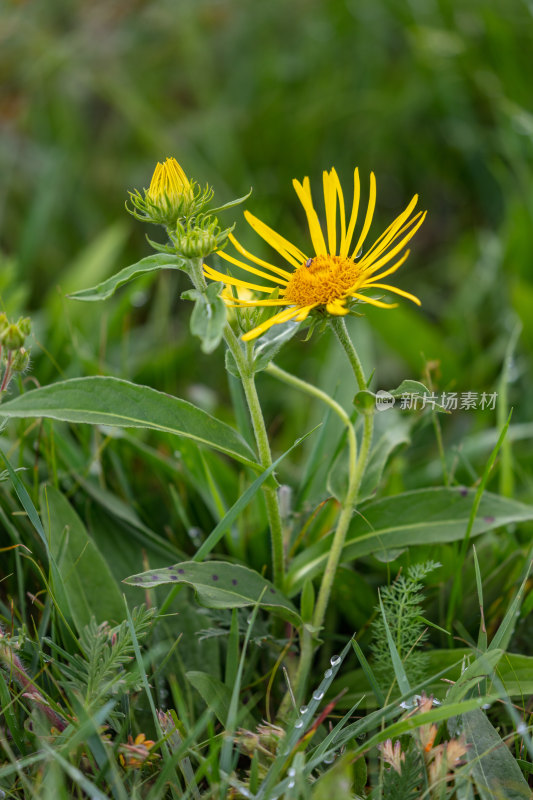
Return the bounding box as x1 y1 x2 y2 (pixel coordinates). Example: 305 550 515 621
203 265 277 294
362 211 424 271
340 167 360 258
292 177 327 255
363 195 419 262
241 305 302 341
361 211 426 277
293 304 316 321
351 292 398 309
243 212 306 269
331 167 346 257
326 300 350 315
350 172 376 260
222 294 292 308
323 169 337 256
227 233 293 279
217 249 288 285
365 283 421 305
363 250 410 283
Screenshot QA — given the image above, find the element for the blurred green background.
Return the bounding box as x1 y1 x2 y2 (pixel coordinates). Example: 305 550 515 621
1 0 533 489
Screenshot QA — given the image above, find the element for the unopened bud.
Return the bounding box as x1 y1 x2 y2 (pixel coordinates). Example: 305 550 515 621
1 324 25 351
172 215 232 258
11 348 30 372
17 317 32 337
127 157 214 228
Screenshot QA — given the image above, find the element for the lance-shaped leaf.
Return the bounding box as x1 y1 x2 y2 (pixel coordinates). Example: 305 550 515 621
124 561 301 626
287 488 533 595
67 254 186 301
0 376 259 469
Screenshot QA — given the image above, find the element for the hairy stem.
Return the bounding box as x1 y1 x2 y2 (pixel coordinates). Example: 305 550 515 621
186 257 285 587
224 325 285 588
267 360 359 706
292 318 374 701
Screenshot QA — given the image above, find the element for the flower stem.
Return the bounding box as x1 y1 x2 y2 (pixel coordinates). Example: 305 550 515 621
223 325 285 588
313 318 374 626
178 256 286 587
267 360 361 708
290 318 374 703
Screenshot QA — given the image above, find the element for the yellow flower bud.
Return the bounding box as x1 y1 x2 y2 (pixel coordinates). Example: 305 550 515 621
147 157 191 206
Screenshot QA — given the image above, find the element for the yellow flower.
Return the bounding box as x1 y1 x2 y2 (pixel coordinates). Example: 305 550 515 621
147 157 191 205
204 167 426 341
118 732 158 769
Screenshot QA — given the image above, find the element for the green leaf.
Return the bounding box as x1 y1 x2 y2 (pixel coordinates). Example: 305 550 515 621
209 188 252 214
287 488 533 594
192 426 318 564
445 649 504 704
0 376 259 470
67 254 186 301
463 709 531 800
124 561 301 626
311 753 356 799
252 321 301 373
41 485 125 631
186 670 242 727
182 281 227 353
353 380 447 415
488 563 531 653
328 415 411 502
225 348 240 378
378 591 411 697
389 379 430 397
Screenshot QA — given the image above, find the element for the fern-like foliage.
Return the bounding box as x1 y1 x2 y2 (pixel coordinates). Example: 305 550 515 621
377 749 424 800
60 606 155 713
370 561 440 689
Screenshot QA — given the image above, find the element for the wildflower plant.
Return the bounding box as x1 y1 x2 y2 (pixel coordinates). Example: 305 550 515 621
65 155 428 705
2 154 532 799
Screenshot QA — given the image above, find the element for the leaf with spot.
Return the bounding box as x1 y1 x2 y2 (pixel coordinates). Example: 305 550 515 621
287 488 533 595
124 561 301 626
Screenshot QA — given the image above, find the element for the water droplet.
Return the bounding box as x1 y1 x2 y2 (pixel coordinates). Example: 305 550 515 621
299 705 308 715
247 615 253 624
323 754 335 764
294 719 304 728
324 668 332 678
287 780 295 789
288 767 296 777
313 690 324 701
330 655 341 667
355 247 363 260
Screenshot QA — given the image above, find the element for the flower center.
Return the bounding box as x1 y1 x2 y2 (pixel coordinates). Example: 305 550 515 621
283 255 362 306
